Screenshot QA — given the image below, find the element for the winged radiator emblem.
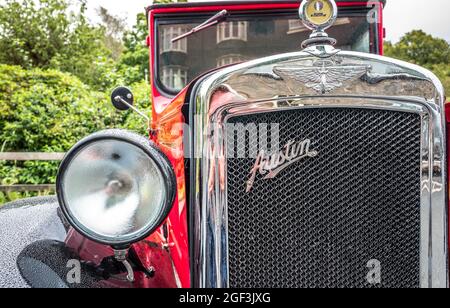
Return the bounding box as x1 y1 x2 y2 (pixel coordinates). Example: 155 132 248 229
274 59 371 94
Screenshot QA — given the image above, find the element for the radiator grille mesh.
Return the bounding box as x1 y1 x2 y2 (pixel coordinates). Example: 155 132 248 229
226 108 422 288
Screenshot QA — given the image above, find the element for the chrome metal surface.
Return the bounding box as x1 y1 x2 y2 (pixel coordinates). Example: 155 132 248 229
246 138 319 193
302 44 340 58
190 48 447 288
274 57 370 94
299 0 338 32
61 139 166 243
57 129 177 247
171 10 228 43
226 107 422 287
299 0 338 48
114 249 135 282
114 96 150 124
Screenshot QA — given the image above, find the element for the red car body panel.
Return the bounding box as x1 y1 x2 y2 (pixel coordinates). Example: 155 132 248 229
66 1 390 288
147 0 386 288
443 71 449 277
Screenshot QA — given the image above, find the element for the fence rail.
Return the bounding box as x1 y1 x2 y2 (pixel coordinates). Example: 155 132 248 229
0 152 65 193
0 152 65 161
0 184 56 192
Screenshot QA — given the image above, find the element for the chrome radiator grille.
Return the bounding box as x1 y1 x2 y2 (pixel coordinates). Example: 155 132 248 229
226 108 422 288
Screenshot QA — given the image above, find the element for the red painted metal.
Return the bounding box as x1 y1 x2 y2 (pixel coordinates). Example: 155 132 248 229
446 102 450 278
148 1 384 103
146 0 385 289
65 229 178 288
65 1 386 289
376 1 384 55
150 89 191 288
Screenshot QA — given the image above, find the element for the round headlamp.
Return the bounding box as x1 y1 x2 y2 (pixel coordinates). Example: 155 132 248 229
57 129 176 247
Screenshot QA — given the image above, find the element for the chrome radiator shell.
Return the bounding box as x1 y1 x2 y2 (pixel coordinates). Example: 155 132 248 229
190 50 448 288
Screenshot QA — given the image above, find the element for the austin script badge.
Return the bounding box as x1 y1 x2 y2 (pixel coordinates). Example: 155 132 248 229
246 139 318 193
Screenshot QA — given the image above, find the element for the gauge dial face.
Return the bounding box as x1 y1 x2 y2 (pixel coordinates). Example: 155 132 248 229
300 0 337 31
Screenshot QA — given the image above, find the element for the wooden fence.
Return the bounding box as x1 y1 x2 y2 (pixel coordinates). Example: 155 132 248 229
0 152 65 192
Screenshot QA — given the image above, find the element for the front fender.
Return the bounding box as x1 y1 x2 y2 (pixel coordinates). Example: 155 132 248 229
0 196 67 288
0 197 114 288
0 196 179 288
0 197 133 288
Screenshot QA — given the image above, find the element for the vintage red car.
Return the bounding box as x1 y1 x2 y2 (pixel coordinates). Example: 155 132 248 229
1 0 448 288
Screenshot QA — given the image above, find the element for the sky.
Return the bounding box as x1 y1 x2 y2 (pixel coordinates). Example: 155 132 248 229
86 0 450 43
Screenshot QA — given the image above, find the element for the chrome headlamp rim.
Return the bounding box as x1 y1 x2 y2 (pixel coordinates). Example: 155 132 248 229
56 129 176 247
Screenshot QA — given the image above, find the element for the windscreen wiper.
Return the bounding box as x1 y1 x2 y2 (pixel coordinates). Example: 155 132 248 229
171 10 229 43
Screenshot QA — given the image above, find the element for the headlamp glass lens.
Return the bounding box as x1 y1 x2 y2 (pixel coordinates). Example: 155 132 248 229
62 139 166 242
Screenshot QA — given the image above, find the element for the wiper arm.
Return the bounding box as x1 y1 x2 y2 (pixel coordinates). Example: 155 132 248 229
171 10 229 43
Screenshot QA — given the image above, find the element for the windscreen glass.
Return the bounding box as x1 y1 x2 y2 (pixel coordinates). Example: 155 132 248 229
157 10 378 93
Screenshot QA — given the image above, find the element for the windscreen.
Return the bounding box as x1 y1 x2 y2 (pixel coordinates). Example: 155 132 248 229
156 10 378 93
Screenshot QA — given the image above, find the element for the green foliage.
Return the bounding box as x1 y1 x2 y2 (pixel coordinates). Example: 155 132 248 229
118 13 149 85
0 0 70 68
0 65 115 151
97 6 126 61
0 0 448 209
0 191 54 207
0 64 115 185
0 64 150 203
121 80 152 132
0 0 155 205
428 63 450 95
116 0 188 85
384 30 450 94
384 30 450 66
0 0 118 91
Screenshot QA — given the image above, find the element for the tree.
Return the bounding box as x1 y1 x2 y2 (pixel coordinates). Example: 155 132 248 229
97 6 126 60
0 0 116 90
385 30 450 95
429 63 450 96
118 12 149 85
384 30 450 66
117 0 187 85
0 0 71 68
0 64 119 188
0 64 150 203
0 2 154 204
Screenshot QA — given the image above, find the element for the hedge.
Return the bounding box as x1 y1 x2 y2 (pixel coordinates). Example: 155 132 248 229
0 64 150 204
